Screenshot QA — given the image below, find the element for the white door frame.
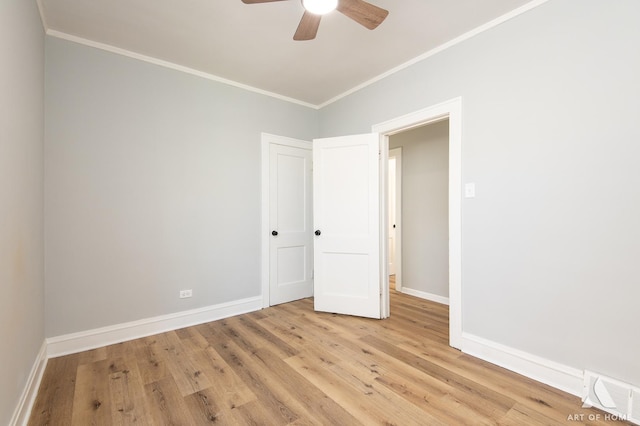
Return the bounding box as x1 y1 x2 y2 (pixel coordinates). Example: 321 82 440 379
260 133 313 309
372 97 463 349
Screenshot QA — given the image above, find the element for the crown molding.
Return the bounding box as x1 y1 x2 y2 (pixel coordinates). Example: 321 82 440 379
38 0 550 110
45 29 319 110
35 0 48 32
317 0 551 108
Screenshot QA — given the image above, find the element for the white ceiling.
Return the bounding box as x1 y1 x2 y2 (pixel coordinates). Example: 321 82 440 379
39 0 536 107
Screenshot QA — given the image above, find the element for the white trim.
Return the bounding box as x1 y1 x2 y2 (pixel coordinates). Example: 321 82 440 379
379 132 390 319
261 133 314 151
45 30 317 110
373 97 463 350
461 332 584 397
40 1 548 109
35 0 48 32
318 0 551 108
261 135 271 309
9 341 48 426
401 287 449 306
46 296 262 357
260 133 313 309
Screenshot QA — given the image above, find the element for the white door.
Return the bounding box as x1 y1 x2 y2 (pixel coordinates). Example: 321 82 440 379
388 157 397 275
313 133 381 319
388 147 402 289
269 143 314 305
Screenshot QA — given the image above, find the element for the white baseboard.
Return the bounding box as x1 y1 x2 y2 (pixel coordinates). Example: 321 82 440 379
10 341 48 426
400 287 450 305
18 300 589 425
47 296 263 357
461 332 584 397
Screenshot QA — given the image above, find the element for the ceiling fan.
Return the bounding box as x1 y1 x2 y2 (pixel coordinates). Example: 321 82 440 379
241 0 389 41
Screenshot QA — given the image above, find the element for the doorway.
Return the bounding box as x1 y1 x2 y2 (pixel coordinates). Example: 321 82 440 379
388 120 450 305
261 132 383 319
388 148 402 290
260 98 462 348
260 133 314 308
374 97 462 348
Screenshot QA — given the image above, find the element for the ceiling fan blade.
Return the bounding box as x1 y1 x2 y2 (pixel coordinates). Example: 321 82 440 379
241 0 287 3
336 0 388 30
294 11 321 41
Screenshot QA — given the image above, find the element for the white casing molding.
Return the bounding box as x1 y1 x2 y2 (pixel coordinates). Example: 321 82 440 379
9 341 48 426
47 296 262 357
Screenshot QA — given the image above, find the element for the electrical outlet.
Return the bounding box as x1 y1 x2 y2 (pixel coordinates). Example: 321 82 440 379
179 289 193 298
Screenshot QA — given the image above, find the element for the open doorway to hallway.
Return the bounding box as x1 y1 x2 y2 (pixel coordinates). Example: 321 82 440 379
373 97 462 348
388 119 450 306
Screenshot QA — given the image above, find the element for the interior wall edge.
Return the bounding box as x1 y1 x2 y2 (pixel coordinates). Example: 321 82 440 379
8 341 48 426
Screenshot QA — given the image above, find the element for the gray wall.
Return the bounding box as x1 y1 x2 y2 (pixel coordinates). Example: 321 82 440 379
390 121 449 298
0 0 45 423
320 0 640 387
45 37 318 337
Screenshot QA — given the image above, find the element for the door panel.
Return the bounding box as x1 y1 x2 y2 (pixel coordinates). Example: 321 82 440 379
388 156 397 275
276 153 307 232
269 144 313 305
323 253 369 297
320 144 370 236
313 133 381 318
276 246 306 284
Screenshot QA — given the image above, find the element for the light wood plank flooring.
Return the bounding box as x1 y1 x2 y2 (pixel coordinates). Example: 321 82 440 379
29 291 622 425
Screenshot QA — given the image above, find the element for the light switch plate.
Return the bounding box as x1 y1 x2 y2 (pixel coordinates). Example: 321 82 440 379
465 183 476 198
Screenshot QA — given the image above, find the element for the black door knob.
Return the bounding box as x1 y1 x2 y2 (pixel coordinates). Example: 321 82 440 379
315 230 321 236
272 230 278 236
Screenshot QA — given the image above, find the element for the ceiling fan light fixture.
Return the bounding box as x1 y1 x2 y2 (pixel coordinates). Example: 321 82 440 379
302 0 337 15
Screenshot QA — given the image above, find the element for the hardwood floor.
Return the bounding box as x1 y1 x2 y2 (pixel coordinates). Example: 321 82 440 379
29 291 621 425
